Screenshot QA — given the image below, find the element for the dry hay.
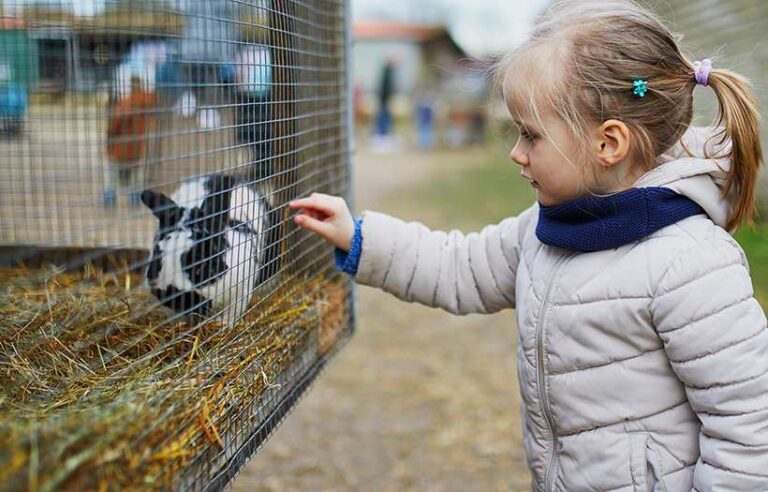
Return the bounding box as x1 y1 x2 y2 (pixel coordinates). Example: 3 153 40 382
0 264 349 491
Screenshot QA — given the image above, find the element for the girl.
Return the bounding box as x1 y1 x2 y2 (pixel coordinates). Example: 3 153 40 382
290 1 767 490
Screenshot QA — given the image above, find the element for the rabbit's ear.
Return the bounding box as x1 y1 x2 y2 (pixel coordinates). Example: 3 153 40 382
141 189 183 229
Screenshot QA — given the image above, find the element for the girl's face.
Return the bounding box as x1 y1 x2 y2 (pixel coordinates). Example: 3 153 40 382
509 114 587 206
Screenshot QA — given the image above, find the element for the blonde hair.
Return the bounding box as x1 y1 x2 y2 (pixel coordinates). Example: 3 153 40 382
494 0 763 230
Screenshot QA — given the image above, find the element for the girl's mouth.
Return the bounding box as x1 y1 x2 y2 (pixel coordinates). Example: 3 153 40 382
522 175 539 188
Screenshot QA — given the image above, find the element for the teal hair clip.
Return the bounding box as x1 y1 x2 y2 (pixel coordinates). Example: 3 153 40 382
633 79 648 98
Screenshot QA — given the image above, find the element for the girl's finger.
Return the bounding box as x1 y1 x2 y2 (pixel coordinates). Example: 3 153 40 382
288 198 311 208
289 194 341 215
308 209 327 220
290 208 327 222
294 214 333 238
289 196 326 209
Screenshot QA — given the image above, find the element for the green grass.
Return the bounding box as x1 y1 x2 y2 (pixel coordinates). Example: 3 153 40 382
394 140 767 310
734 225 768 307
391 142 536 231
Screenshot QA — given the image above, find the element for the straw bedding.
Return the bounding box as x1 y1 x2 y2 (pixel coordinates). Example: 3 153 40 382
0 264 349 491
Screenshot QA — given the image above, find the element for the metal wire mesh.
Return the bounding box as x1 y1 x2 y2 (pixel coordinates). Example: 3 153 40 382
0 0 352 489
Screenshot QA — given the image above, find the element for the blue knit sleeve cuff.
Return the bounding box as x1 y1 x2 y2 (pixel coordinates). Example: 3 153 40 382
335 217 363 276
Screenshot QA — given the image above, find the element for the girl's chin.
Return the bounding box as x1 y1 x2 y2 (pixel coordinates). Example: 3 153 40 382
536 192 556 206
537 193 567 207
535 186 586 206
538 193 584 206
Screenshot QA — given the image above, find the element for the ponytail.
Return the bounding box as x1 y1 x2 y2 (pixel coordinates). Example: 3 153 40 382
701 65 763 230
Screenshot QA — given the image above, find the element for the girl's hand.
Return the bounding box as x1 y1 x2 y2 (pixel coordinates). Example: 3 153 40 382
289 193 355 251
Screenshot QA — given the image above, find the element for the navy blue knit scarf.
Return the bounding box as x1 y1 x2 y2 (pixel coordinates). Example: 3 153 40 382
536 187 704 252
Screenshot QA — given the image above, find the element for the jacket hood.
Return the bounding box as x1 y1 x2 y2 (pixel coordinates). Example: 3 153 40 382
633 126 734 231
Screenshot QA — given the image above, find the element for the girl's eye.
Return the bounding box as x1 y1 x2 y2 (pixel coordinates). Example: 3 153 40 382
521 130 538 143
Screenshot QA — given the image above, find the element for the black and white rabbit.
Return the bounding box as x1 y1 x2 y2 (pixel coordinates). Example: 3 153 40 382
141 175 281 321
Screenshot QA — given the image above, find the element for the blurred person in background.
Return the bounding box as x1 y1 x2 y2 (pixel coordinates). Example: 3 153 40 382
413 85 436 150
104 75 157 208
372 55 400 152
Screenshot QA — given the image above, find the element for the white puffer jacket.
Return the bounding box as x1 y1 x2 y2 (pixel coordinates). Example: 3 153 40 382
353 127 768 491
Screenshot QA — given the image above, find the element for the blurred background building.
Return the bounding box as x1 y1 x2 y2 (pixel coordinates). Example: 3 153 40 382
353 22 466 100
352 21 490 150
0 1 183 95
349 0 543 151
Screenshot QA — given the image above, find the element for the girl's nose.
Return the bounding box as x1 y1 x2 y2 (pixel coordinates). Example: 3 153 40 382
510 140 529 167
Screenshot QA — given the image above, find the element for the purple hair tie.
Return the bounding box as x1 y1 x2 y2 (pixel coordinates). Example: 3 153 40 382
693 59 712 86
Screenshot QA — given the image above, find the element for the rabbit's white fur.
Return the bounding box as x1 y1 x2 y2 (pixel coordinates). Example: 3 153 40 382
143 175 274 323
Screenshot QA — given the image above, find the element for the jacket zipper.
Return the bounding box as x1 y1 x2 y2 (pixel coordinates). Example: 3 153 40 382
538 250 575 492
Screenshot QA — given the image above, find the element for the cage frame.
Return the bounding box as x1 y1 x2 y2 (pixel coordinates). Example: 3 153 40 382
0 0 356 489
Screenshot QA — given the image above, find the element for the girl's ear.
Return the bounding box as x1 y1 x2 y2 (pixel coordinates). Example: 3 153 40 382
141 189 183 229
595 119 631 167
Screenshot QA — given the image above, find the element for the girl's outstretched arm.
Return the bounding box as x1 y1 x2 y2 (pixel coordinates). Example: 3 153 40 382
290 193 535 315
650 237 768 491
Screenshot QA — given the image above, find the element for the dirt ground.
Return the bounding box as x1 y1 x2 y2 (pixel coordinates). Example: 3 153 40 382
232 145 532 491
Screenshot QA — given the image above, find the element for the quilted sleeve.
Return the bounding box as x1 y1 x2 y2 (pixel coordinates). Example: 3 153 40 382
650 238 768 491
353 204 536 315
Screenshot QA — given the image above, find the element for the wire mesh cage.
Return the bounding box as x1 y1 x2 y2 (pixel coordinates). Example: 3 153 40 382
0 0 353 489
